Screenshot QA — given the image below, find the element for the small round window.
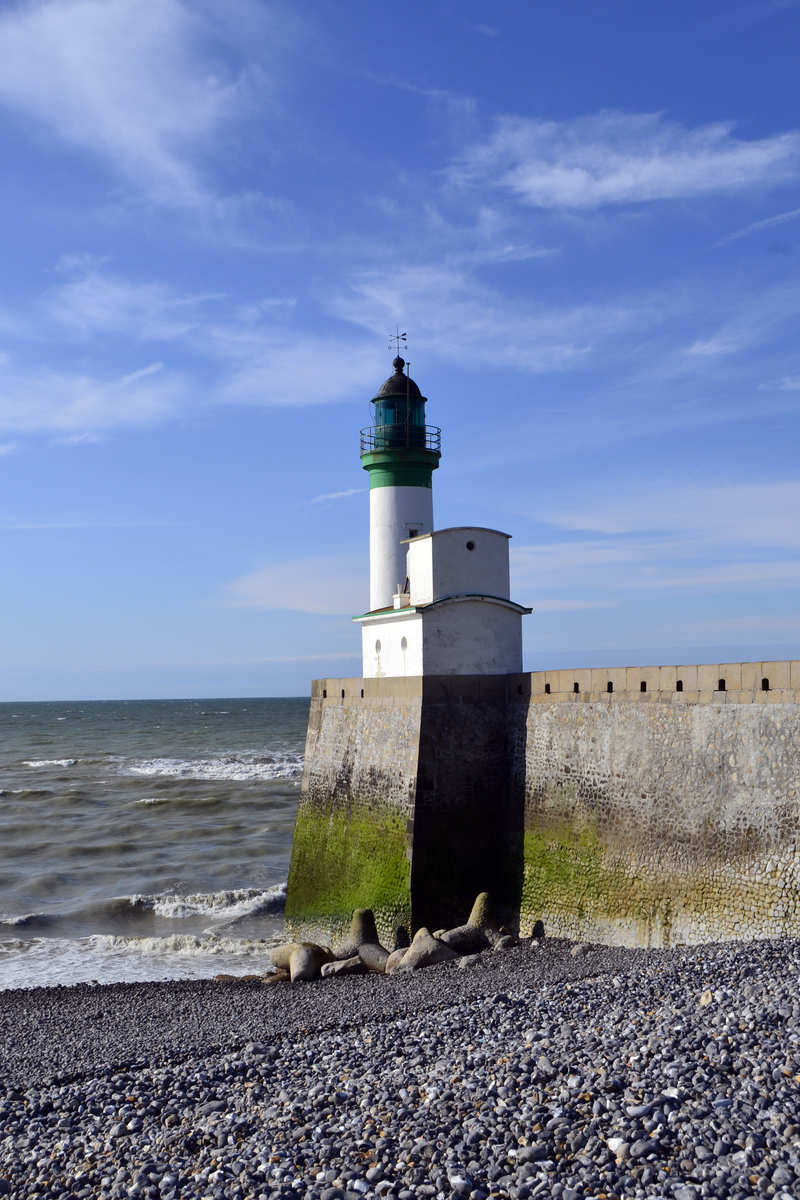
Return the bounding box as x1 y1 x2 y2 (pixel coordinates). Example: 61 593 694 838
375 639 381 653
401 636 408 650
466 540 475 551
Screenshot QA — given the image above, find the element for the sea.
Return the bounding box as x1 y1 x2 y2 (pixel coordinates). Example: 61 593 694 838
0 697 308 991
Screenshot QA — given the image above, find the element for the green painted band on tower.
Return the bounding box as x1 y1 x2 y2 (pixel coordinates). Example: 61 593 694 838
361 449 440 489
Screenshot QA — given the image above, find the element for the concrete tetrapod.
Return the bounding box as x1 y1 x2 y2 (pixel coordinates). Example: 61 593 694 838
384 948 407 974
267 943 303 971
439 924 490 953
332 907 391 973
357 942 390 974
320 955 367 979
438 891 498 953
288 943 334 982
390 926 458 974
336 908 380 959
466 891 498 931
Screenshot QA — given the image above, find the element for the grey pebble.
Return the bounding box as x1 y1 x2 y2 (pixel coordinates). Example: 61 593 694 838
1 936 800 1200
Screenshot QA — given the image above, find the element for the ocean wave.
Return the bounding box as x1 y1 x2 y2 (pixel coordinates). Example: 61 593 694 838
0 884 287 935
23 758 77 768
2 788 55 798
88 932 274 958
1 912 57 932
0 933 278 989
125 753 303 782
135 884 287 921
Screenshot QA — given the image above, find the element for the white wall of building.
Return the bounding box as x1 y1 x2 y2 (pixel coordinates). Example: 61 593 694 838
369 485 433 611
361 612 424 678
405 527 511 606
359 598 524 677
421 598 523 675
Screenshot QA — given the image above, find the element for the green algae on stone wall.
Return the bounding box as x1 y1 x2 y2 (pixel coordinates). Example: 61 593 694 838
521 815 800 947
521 821 678 945
521 699 800 945
285 801 411 944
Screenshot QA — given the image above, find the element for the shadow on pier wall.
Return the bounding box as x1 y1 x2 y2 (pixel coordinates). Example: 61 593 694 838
410 675 528 933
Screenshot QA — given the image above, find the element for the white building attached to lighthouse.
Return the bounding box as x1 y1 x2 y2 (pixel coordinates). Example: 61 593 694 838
355 356 530 677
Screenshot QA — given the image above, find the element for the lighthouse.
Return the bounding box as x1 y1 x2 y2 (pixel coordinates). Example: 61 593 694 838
360 355 441 611
355 354 531 678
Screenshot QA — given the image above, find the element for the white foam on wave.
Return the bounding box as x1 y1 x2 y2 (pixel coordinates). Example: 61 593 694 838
0 932 277 989
91 932 273 957
1 912 38 928
134 797 165 806
0 884 286 937
23 758 77 768
125 753 303 782
132 883 287 921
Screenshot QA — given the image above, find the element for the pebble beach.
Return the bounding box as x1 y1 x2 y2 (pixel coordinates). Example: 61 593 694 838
2 936 800 1200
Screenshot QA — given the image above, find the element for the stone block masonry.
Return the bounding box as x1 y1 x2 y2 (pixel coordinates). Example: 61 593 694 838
284 661 800 948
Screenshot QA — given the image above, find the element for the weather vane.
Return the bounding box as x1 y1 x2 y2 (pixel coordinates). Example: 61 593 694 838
389 328 407 357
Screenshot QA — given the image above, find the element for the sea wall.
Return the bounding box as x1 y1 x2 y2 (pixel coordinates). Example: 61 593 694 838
285 661 800 947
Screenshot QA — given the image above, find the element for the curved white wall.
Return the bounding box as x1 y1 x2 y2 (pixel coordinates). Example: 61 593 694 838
369 485 433 611
421 599 523 675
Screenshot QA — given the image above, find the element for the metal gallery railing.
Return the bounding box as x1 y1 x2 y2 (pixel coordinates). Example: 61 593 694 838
360 423 441 453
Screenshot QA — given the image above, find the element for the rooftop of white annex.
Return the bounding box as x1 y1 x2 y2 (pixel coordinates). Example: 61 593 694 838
354 524 531 624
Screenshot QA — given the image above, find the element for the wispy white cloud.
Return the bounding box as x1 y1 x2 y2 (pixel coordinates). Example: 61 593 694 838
49 262 387 406
510 479 800 611
311 487 366 504
11 251 799 441
450 111 800 209
46 268 224 340
0 359 189 435
535 480 800 548
118 363 165 386
373 199 558 271
762 374 800 391
677 281 800 361
332 263 650 373
0 261 386 435
219 338 385 408
52 432 105 447
513 539 800 597
0 0 296 210
686 335 747 358
227 554 367 615
707 0 800 32
718 205 800 244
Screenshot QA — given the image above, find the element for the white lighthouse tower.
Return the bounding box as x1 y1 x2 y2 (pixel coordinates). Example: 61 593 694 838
355 354 531 677
360 355 440 611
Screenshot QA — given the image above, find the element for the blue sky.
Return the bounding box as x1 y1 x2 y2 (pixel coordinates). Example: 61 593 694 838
2 0 800 700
